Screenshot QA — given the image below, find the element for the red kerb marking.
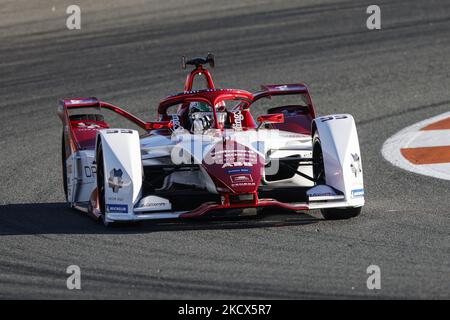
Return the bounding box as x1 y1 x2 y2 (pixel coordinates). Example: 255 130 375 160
400 146 450 164
421 117 450 130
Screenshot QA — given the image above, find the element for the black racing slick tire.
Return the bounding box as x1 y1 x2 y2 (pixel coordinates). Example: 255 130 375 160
96 139 113 226
320 207 362 220
312 132 362 220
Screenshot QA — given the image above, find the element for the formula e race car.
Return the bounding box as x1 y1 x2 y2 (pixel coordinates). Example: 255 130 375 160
58 54 364 226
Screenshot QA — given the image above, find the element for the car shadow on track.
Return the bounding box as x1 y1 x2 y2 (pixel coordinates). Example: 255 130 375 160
0 202 321 236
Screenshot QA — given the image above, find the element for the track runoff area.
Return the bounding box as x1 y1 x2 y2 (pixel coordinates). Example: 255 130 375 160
382 112 450 180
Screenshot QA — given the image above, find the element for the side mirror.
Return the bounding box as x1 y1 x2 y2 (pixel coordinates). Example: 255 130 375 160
145 121 173 130
257 113 284 125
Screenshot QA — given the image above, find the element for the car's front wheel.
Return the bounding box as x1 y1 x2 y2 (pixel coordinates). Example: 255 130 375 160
320 207 362 220
96 139 115 227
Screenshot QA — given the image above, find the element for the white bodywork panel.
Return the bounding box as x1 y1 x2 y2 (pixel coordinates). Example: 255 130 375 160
313 114 364 207
66 150 96 203
96 129 143 221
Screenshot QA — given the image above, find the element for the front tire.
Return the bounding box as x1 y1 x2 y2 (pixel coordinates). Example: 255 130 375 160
312 132 362 220
96 139 115 227
320 207 362 220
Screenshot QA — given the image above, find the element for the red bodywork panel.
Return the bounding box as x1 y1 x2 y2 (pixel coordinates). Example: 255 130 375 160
268 105 313 135
257 113 284 124
254 84 316 134
70 120 110 150
202 140 265 194
180 198 309 218
183 65 215 91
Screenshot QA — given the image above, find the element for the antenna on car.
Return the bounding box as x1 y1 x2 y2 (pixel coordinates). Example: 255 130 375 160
181 53 215 69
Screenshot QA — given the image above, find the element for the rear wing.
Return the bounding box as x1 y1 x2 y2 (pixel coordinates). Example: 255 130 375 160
253 84 316 119
256 84 310 96
58 97 149 151
251 84 317 135
58 97 147 129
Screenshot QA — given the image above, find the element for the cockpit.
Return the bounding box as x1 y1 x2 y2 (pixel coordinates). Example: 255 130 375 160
187 101 230 133
157 89 257 134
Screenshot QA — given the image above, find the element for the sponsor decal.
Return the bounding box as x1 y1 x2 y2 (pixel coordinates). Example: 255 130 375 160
351 188 364 198
320 115 348 122
171 114 181 129
309 192 335 197
84 165 96 178
176 88 240 96
226 168 251 174
108 168 123 193
138 195 172 211
222 161 253 168
77 122 101 129
232 110 244 131
230 174 253 184
144 202 166 207
106 204 128 213
69 98 96 105
350 153 362 178
107 196 124 202
306 185 343 200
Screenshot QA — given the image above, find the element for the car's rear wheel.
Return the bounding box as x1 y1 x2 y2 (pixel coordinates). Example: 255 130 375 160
312 132 362 220
61 133 68 202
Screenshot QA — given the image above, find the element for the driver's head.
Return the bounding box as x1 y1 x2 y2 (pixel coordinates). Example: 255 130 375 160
188 101 229 131
189 102 212 133
189 101 211 114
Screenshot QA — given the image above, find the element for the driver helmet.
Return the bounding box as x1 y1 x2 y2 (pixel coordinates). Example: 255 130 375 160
189 102 213 132
188 101 228 130
189 101 211 114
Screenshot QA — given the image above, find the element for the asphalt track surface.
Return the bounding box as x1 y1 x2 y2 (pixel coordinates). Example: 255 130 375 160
0 0 449 299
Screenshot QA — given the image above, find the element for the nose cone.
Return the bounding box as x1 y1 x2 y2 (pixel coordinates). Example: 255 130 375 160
202 140 264 193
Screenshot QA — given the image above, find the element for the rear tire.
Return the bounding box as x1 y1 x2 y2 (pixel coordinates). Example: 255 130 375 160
61 133 68 202
312 132 362 220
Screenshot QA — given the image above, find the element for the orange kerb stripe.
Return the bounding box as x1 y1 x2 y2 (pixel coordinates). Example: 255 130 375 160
421 117 450 130
401 146 450 164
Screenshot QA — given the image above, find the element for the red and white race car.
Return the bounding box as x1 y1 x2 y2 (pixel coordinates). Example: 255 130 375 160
58 54 364 226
